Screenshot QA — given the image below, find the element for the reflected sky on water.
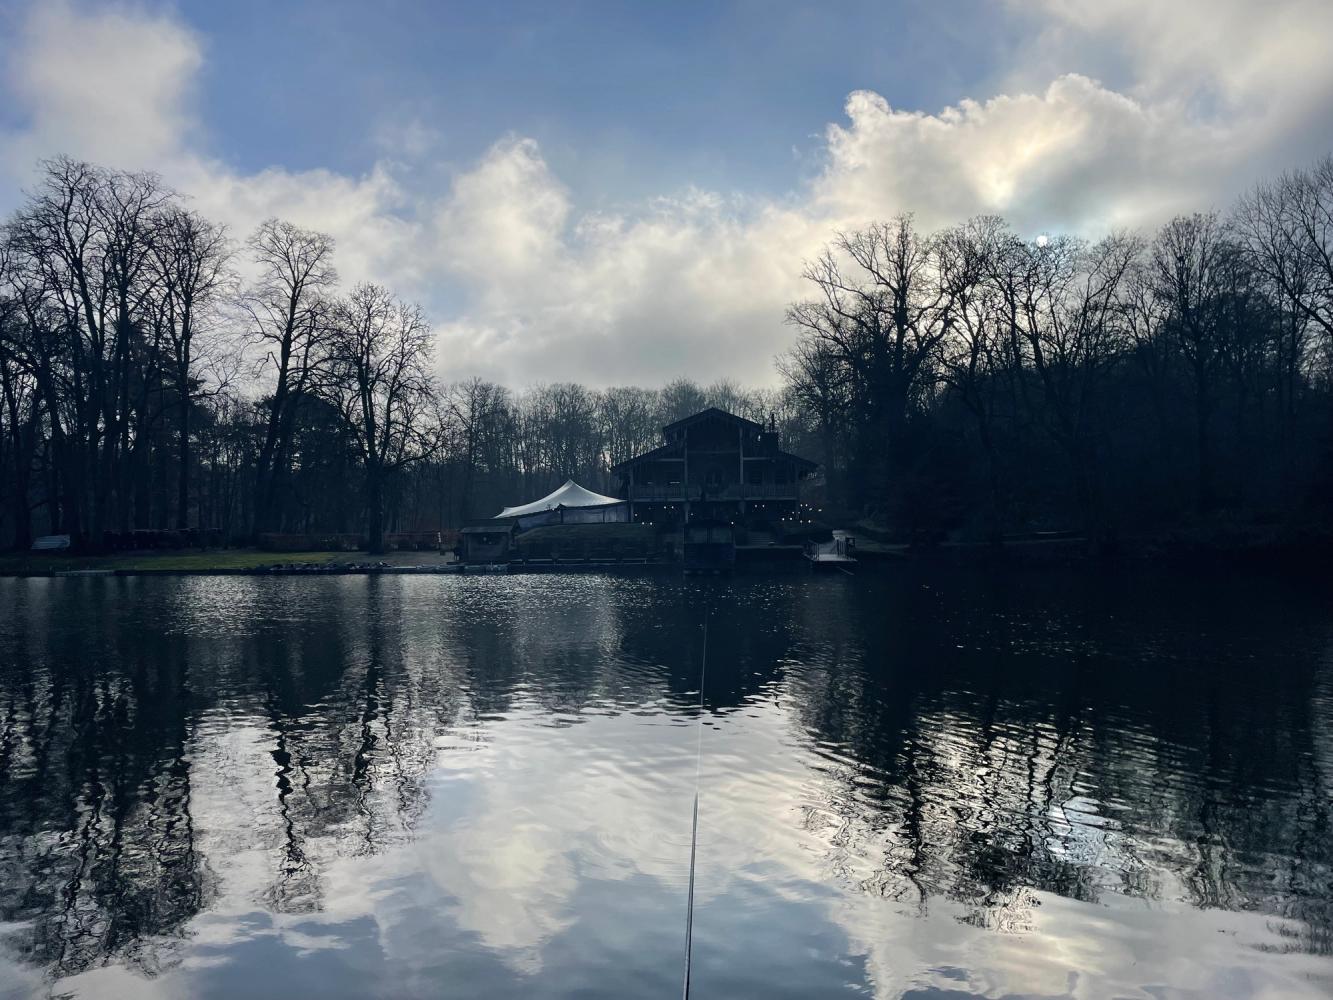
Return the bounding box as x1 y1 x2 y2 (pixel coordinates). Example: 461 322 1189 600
0 569 1330 999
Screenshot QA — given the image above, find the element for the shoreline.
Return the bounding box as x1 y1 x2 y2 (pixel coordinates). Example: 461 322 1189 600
2 549 1328 579
4 521 1331 579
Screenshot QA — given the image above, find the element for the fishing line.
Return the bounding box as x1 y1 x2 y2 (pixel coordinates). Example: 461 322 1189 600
682 610 708 1000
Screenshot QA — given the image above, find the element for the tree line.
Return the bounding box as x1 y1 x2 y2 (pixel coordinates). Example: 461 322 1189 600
0 158 439 552
784 155 1333 546
0 159 805 553
2 153 1332 552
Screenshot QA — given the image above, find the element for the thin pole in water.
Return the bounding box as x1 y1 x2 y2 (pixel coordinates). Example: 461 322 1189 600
682 611 708 1000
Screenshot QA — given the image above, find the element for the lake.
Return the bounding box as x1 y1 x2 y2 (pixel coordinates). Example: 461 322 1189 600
0 569 1330 999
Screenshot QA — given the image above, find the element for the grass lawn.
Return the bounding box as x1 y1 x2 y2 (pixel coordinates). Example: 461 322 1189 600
0 549 343 575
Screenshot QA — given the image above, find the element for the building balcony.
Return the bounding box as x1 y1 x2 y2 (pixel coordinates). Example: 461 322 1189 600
728 483 798 500
628 483 797 501
628 484 700 501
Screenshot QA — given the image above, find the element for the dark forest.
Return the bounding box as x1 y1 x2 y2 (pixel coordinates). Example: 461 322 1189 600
2 153 1332 554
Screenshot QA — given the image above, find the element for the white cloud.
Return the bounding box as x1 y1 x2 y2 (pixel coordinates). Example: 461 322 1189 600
431 152 817 385
1017 0 1333 110
3 0 201 173
416 0 1333 387
813 75 1217 233
176 159 424 293
3 0 1333 387
0 1 423 298
436 137 570 282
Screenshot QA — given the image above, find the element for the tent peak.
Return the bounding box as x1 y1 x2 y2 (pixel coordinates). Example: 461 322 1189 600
495 479 624 519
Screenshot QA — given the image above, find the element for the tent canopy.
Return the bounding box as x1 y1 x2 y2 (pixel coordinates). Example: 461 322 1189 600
496 479 624 519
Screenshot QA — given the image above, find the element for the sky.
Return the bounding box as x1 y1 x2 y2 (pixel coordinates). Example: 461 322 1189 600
1 0 1332 388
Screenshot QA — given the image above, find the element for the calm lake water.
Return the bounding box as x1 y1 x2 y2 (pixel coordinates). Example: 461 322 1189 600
0 569 1330 999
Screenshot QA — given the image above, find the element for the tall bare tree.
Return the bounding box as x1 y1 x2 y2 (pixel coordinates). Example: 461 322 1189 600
991 232 1139 540
6 158 169 544
246 218 337 534
1151 213 1229 511
447 377 510 521
785 215 952 507
598 385 660 472
1234 160 1329 441
0 238 42 548
148 208 233 528
327 283 438 553
1236 157 1333 354
936 216 1010 541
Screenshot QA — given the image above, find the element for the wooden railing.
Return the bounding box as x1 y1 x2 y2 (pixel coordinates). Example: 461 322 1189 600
728 484 797 499
628 485 700 500
628 483 796 500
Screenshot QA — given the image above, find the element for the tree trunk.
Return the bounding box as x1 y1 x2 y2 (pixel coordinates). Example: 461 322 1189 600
978 418 1003 546
253 361 292 535
1073 445 1100 553
7 422 33 551
176 395 191 530
1195 368 1214 514
367 466 385 554
11 479 32 550
132 437 152 529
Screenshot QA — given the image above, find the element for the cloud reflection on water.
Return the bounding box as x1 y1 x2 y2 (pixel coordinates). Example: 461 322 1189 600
0 571 1330 998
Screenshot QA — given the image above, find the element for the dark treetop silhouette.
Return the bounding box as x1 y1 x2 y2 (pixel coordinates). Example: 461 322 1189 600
3 154 1333 554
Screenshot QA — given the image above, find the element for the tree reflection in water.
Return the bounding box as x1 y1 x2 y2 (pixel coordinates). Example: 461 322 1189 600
0 584 210 978
780 571 1333 957
0 569 1329 997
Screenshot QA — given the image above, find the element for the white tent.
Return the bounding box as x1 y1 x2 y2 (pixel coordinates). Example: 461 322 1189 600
496 479 624 519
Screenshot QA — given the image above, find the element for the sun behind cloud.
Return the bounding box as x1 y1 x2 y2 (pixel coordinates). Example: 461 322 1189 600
2 0 1331 387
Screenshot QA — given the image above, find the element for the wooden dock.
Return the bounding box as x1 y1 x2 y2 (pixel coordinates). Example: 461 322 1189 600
804 530 857 569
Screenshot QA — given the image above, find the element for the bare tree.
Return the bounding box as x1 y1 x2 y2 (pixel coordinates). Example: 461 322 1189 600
1237 158 1333 353
0 238 42 548
1234 163 1327 434
785 216 952 506
998 231 1139 539
101 167 173 532
598 385 660 473
246 218 337 534
447 377 510 520
327 283 438 553
0 225 68 541
148 208 233 528
1151 213 1229 511
936 216 1010 541
518 383 603 489
6 158 170 544
778 333 853 506
659 377 709 424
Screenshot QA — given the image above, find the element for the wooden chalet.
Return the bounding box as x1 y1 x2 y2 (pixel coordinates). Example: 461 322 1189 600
611 407 817 526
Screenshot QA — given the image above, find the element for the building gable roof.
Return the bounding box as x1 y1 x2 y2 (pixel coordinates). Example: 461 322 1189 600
609 407 818 477
776 449 819 472
662 406 764 435
609 440 682 474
